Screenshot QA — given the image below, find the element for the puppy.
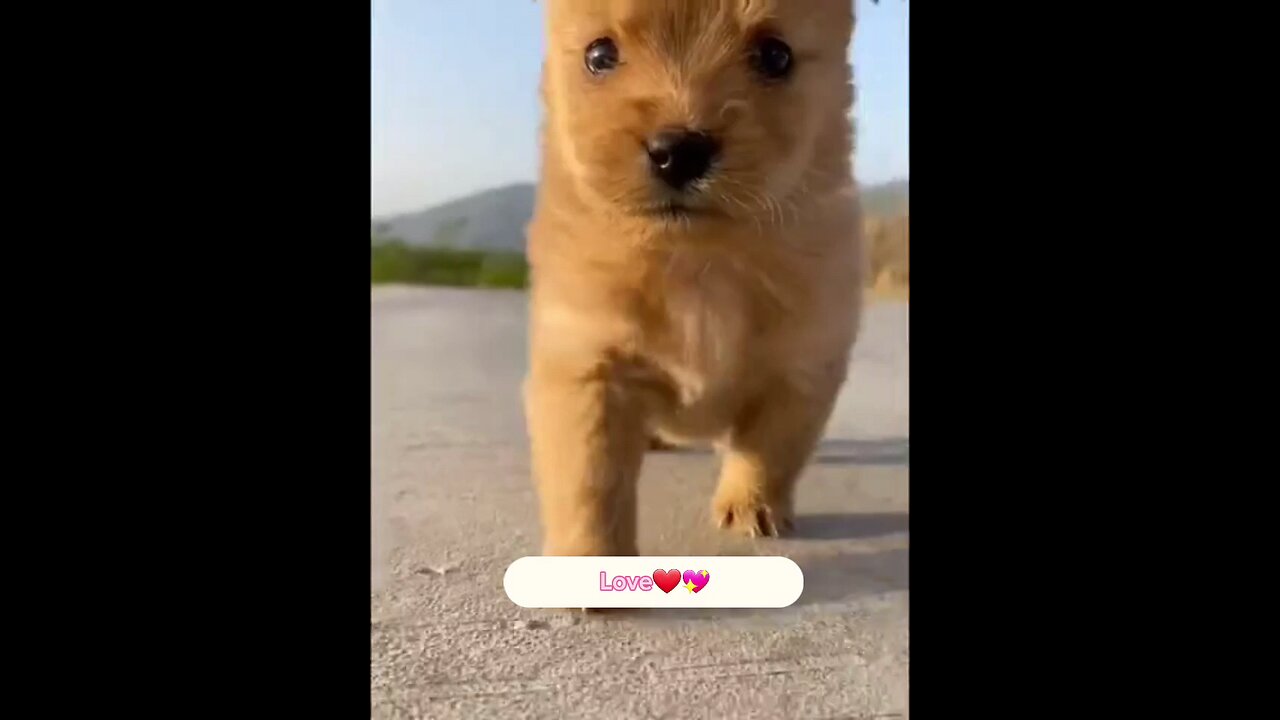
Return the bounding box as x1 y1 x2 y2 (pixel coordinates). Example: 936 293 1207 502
524 0 864 557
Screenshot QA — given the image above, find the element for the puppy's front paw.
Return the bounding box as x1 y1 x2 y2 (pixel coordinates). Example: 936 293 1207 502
711 492 793 538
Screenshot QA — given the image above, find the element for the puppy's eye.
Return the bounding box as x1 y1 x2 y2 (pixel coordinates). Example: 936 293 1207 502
749 36 792 80
585 38 619 75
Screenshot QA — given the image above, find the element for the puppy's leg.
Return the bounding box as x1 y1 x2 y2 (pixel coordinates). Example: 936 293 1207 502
713 377 840 538
525 367 647 556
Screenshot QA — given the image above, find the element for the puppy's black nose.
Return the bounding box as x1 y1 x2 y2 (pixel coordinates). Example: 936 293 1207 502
646 129 719 189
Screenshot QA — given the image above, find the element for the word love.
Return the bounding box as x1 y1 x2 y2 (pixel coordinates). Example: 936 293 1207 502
599 568 711 594
504 557 801 608
598 572 653 592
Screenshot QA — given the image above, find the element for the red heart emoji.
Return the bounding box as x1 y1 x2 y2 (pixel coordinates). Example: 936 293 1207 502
652 569 680 594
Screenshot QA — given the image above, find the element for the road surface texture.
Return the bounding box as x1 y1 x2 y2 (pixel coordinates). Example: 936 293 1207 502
371 286 908 720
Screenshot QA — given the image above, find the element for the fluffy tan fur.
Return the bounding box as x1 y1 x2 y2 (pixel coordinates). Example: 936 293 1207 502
524 0 864 556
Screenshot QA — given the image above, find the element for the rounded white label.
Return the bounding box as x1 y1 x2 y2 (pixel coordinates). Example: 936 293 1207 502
503 556 804 608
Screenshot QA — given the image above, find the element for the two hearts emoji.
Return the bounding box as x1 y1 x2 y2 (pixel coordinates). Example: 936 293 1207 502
652 568 710 594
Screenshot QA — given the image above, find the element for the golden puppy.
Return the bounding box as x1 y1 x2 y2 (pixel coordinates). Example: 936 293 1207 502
524 0 864 557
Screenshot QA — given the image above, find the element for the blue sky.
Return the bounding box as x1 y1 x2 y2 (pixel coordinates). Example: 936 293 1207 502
371 0 908 217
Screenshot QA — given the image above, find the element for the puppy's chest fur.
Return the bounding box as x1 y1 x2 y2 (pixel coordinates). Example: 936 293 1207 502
629 252 779 428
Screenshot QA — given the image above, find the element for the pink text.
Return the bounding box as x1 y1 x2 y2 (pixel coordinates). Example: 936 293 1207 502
599 571 654 591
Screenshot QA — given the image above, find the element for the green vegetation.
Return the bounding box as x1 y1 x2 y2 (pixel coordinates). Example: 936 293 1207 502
370 205 907 296
371 237 528 289
865 213 909 290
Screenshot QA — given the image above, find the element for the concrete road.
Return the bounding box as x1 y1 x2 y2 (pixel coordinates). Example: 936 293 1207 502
371 286 908 720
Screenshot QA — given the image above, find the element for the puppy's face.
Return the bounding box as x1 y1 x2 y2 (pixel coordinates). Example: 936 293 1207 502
542 0 854 227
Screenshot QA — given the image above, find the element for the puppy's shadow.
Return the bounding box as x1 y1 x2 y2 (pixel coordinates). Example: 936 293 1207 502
811 438 909 467
786 511 908 606
790 546 909 607
648 437 909 468
792 512 908 540
616 512 908 623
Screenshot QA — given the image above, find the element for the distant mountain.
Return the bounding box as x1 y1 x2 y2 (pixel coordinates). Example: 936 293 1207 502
372 183 535 252
372 178 907 253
